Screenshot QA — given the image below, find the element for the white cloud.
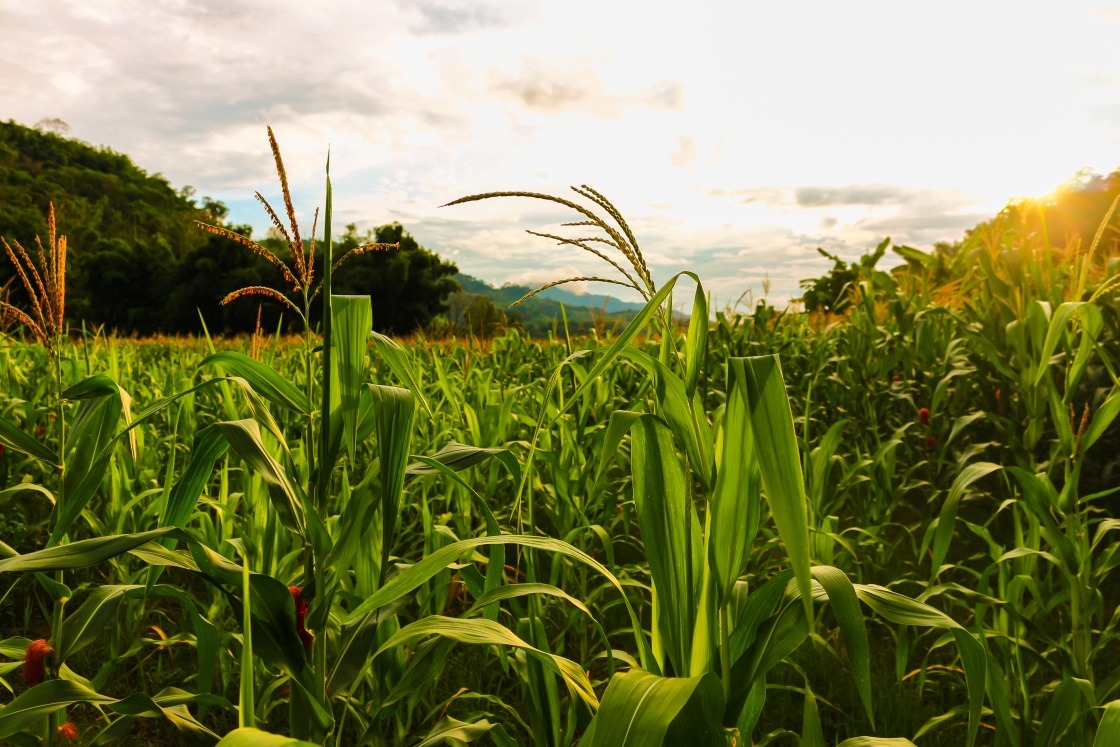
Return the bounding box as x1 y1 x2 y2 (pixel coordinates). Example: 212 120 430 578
1 0 1119 304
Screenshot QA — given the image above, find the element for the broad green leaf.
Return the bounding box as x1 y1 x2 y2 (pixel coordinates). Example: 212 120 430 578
333 295 373 458
0 680 219 743
732 355 813 623
58 585 140 663
1033 301 1090 386
216 419 305 536
159 425 229 535
683 282 708 399
558 271 700 422
201 351 307 414
620 346 715 490
596 410 643 480
375 616 598 710
710 373 760 608
1095 700 1120 747
1037 676 1081 747
837 740 918 747
586 669 731 747
801 677 825 747
854 584 986 747
811 566 872 727
1083 385 1120 454
371 331 433 417
406 441 521 489
341 533 656 672
214 728 320 747
0 527 181 574
369 385 416 588
930 463 1001 581
0 412 59 468
630 414 693 676
415 716 496 747
34 571 70 601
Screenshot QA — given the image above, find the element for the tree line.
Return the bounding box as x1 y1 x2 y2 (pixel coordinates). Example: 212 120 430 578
0 120 459 336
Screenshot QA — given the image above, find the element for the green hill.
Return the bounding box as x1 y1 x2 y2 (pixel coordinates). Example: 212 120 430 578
452 274 644 338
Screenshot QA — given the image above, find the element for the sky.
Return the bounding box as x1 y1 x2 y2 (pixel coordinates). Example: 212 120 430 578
4 0 1120 306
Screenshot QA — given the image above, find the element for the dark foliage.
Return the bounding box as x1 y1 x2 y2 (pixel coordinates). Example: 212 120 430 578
0 121 457 335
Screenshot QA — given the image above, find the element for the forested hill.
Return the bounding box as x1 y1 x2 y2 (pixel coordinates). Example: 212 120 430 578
0 120 457 335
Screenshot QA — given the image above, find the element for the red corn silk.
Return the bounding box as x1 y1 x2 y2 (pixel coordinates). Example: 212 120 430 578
918 408 930 426
289 586 313 648
23 639 53 686
892 375 901 382
37 426 46 438
57 722 80 741
926 435 937 449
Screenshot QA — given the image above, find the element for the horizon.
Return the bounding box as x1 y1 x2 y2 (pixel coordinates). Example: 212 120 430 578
4 1 1120 305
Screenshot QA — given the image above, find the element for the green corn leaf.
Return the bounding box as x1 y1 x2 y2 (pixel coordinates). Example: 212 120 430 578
333 295 373 458
854 584 986 747
1037 676 1081 747
375 616 598 711
325 597 411 698
368 385 416 587
735 675 766 742
159 425 229 536
214 727 320 747
58 585 140 663
52 385 125 546
341 533 656 672
801 676 825 747
1033 301 1089 386
0 680 221 743
836 739 918 747
201 351 308 415
710 372 760 608
406 441 521 489
415 716 497 747
630 414 694 676
586 669 731 747
215 419 305 536
732 355 813 624
619 346 715 490
371 331 433 417
1095 700 1120 747
0 527 183 574
930 463 1001 581
684 282 709 399
811 566 872 727
0 412 59 468
806 419 848 513
596 410 644 480
558 271 699 423
1082 384 1120 454
404 452 505 619
33 571 70 602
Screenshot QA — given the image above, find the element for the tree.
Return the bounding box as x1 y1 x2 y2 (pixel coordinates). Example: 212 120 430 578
329 222 459 334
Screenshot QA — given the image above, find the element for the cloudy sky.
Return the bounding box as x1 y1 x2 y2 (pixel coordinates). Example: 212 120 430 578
4 1 1120 305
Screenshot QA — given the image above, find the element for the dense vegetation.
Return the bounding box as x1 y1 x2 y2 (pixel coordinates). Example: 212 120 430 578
0 133 1119 747
0 121 458 335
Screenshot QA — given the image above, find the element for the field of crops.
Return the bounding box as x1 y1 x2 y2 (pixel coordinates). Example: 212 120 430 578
1 171 1119 747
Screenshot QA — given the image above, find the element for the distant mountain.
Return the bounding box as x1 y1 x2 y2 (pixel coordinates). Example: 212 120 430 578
452 274 644 338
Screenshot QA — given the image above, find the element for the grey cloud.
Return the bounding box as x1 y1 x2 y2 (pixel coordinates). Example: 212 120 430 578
794 184 912 207
404 0 539 35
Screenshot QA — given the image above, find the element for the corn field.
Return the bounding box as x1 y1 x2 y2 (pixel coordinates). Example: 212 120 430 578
0 145 1119 747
